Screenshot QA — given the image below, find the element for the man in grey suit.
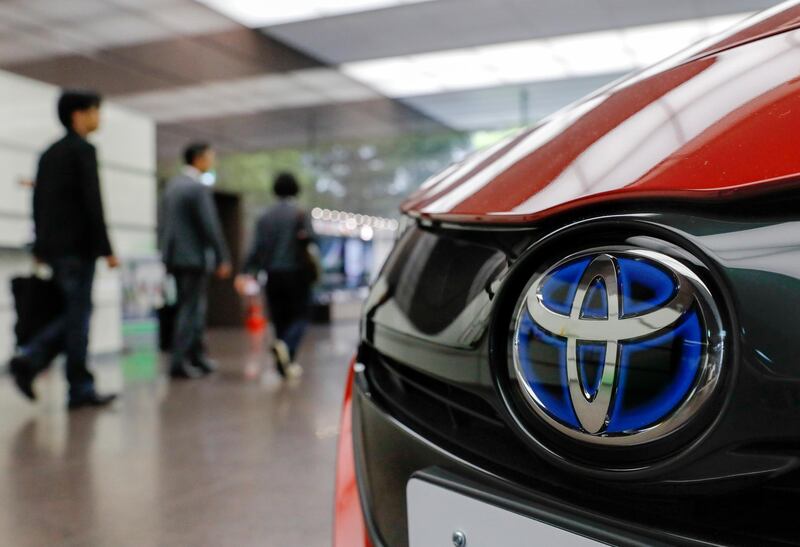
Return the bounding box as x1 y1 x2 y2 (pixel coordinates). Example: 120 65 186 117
160 142 232 379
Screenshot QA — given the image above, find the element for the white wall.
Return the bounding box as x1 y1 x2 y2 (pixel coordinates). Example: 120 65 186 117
0 70 156 356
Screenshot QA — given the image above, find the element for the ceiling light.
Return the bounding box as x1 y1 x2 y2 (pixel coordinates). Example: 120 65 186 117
342 57 445 96
195 0 435 28
476 42 569 84
409 50 500 91
341 13 752 98
623 20 705 66
549 30 635 76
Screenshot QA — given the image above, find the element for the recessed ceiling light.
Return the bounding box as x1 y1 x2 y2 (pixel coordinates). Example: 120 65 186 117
194 0 435 27
341 13 753 98
550 30 636 76
476 42 569 84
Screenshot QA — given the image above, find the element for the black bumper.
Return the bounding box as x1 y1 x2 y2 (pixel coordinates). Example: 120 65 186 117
354 372 696 547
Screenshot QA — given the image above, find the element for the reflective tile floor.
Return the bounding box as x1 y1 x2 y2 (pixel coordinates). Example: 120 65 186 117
0 321 358 547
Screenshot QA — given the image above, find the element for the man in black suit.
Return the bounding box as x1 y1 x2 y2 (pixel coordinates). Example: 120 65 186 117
8 90 118 409
160 143 231 379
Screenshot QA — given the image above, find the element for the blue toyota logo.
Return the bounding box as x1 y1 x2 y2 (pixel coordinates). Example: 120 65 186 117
512 249 724 446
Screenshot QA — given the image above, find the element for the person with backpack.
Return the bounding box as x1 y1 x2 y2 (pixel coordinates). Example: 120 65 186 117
238 172 317 378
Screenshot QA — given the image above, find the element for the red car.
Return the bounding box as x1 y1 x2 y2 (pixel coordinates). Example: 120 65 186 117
336 3 800 545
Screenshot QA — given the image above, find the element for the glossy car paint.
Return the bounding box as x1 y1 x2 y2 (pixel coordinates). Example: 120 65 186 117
696 1 800 56
402 5 800 224
338 4 800 546
333 358 371 547
353 204 800 545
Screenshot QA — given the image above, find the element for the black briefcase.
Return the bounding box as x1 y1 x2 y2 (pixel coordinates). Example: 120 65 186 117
158 304 177 351
11 275 64 348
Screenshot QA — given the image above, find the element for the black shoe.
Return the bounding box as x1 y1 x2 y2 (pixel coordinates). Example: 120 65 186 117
8 355 36 401
68 391 117 410
190 357 218 375
169 364 204 380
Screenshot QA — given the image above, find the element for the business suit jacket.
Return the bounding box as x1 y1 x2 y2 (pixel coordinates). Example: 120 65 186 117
159 173 230 272
32 131 113 261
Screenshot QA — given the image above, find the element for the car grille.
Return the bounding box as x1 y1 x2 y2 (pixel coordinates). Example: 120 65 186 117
365 351 543 474
371 353 503 428
362 346 800 546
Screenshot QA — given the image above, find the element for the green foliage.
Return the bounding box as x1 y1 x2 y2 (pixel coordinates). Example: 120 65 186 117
157 130 471 220
214 149 313 208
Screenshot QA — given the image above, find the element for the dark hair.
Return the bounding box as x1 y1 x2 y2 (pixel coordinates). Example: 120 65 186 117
273 172 300 197
183 142 212 166
57 89 102 130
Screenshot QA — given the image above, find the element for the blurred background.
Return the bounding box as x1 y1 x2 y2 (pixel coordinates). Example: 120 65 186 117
0 0 782 350
0 1 784 545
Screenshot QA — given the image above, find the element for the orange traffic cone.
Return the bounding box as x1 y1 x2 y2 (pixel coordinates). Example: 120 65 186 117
246 301 267 334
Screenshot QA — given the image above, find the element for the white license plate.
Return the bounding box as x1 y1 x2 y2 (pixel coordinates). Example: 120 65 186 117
407 479 604 547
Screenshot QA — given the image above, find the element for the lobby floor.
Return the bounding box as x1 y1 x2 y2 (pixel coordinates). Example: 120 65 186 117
0 321 357 547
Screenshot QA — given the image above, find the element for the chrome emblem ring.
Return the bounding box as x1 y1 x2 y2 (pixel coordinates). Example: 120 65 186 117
511 248 725 447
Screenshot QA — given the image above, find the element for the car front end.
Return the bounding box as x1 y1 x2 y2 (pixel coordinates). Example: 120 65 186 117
335 3 800 545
